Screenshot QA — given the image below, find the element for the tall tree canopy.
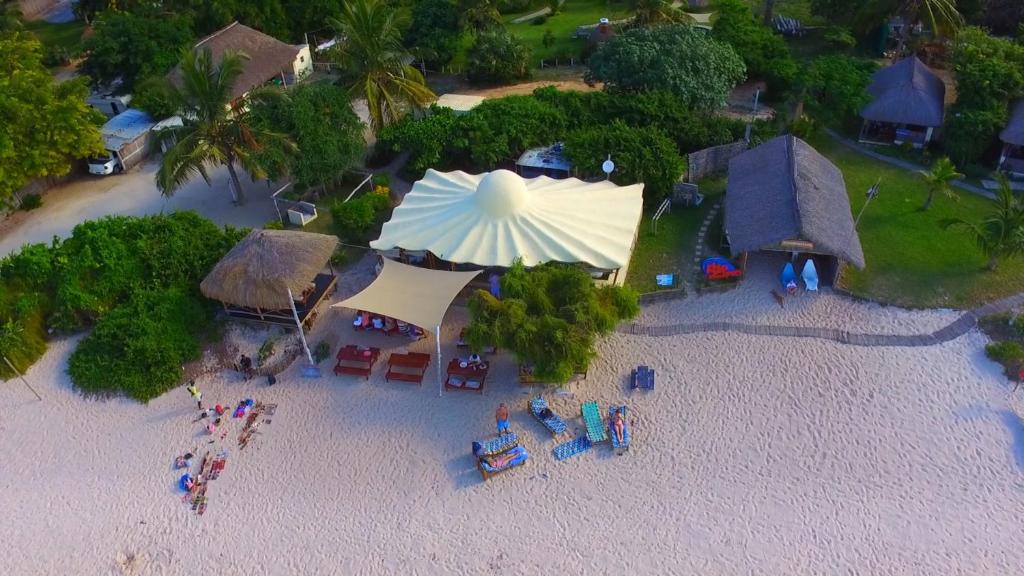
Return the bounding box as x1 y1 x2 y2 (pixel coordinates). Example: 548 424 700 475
466 28 531 86
0 33 104 205
328 0 435 133
712 0 797 96
586 24 745 111
405 0 462 67
80 8 193 93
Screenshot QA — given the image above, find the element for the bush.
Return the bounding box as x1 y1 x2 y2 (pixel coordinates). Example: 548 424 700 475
801 55 877 129
405 0 462 67
944 104 1007 167
132 76 178 121
330 189 391 242
378 106 465 176
498 0 531 13
264 219 285 230
467 29 532 85
465 261 639 383
19 193 42 211
313 340 331 364
461 96 567 167
67 288 210 401
712 0 796 97
532 16 547 26
257 337 276 367
986 341 1024 367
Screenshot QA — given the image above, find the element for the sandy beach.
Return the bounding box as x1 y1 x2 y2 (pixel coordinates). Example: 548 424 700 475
2 258 1023 575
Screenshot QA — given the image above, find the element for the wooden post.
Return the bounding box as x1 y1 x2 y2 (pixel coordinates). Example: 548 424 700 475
286 287 316 367
3 356 42 401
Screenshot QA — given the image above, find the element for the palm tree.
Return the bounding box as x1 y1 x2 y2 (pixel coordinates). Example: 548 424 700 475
458 0 502 35
154 49 293 204
630 0 694 27
942 176 1024 271
921 156 963 211
891 0 964 56
328 0 436 133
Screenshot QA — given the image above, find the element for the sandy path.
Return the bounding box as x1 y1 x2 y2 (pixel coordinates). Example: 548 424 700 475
2 257 1023 574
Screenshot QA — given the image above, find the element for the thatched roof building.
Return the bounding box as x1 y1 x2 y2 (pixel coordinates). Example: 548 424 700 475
1000 99 1024 147
861 56 945 128
201 229 339 311
724 135 865 269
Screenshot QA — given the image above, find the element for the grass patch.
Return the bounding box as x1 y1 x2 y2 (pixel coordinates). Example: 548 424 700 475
626 177 725 293
505 0 632 63
24 19 87 54
809 135 1024 308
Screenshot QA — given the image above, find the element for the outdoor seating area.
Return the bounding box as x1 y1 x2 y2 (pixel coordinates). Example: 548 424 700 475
859 56 945 148
333 345 380 378
385 352 431 384
445 358 488 393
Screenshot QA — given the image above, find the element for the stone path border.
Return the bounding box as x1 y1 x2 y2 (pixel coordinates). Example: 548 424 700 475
689 201 721 283
620 293 1024 347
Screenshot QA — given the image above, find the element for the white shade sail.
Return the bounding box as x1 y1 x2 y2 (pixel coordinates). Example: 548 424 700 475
370 169 645 269
331 259 480 329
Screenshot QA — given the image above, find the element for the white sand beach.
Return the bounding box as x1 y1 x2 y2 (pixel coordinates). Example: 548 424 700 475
2 259 1023 575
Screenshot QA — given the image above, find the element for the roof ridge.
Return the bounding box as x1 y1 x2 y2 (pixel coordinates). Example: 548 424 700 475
786 135 803 239
195 21 240 49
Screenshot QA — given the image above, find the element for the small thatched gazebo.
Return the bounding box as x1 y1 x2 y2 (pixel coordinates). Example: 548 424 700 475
201 229 339 329
859 56 945 148
998 99 1024 176
724 135 865 284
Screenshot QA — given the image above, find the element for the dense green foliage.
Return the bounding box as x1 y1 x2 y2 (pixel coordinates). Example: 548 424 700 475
465 261 639 383
712 0 797 97
406 0 462 67
985 341 1024 369
467 28 532 85
378 106 467 175
0 212 245 391
0 33 104 206
67 288 209 401
586 24 746 111
460 96 564 165
942 177 1024 271
329 187 391 242
80 8 192 93
800 55 877 129
563 120 685 203
249 82 365 190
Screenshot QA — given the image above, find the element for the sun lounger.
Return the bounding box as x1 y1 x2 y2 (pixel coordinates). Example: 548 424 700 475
581 401 608 443
528 396 567 437
631 365 655 390
608 406 630 453
552 436 593 461
477 446 528 480
473 432 519 457
781 262 798 294
801 259 819 291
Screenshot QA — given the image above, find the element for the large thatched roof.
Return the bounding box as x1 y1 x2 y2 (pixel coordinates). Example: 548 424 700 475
861 56 945 127
168 22 301 101
1000 99 1024 147
201 229 338 309
724 135 865 268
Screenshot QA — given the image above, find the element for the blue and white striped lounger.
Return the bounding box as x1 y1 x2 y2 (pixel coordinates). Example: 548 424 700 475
608 405 630 453
529 396 567 437
552 436 592 461
473 432 518 457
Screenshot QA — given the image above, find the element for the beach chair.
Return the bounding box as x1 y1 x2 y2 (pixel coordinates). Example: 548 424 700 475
581 401 608 443
552 436 593 461
528 396 568 437
780 262 798 294
472 432 518 457
477 446 528 480
608 406 630 453
631 366 655 390
801 259 819 292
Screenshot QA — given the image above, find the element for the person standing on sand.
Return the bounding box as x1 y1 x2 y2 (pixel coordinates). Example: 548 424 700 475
186 381 203 410
495 403 510 435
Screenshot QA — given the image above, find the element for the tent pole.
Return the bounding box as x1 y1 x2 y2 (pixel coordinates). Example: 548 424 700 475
286 287 316 368
436 324 442 398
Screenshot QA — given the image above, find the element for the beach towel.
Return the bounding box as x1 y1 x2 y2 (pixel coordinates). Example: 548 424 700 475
581 401 608 443
553 436 593 461
801 259 819 291
608 406 630 451
529 396 567 435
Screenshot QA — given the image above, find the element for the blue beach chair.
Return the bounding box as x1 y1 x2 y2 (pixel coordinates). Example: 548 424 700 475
608 406 630 453
581 401 608 443
552 436 593 461
472 432 518 458
529 396 567 437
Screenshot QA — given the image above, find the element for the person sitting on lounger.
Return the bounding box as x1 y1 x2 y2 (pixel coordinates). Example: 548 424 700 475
612 409 626 445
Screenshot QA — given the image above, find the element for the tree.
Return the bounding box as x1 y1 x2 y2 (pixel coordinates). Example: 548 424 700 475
800 55 877 129
154 49 293 204
249 83 366 192
461 96 564 166
74 0 141 23
564 120 685 204
920 157 963 211
328 0 436 133
466 28 531 85
465 261 639 383
458 0 502 34
80 8 193 93
586 24 745 111
405 0 462 67
713 0 797 96
892 0 963 55
0 1 22 34
629 0 692 27
943 176 1024 270
0 34 105 205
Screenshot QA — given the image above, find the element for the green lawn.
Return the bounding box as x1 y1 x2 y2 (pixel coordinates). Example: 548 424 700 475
506 0 633 64
24 19 87 55
626 178 725 293
809 135 1024 309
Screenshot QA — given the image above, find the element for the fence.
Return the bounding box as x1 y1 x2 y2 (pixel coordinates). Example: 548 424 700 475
686 140 748 183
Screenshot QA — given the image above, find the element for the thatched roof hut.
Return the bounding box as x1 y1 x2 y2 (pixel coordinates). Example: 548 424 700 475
861 56 945 128
201 229 339 311
999 99 1024 147
724 135 865 268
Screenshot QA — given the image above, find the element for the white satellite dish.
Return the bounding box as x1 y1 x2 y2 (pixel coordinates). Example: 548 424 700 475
602 155 615 180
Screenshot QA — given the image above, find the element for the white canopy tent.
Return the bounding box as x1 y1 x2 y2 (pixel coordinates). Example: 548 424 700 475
370 169 644 276
331 259 481 395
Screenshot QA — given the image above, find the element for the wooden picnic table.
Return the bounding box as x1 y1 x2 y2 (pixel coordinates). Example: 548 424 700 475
385 352 430 385
445 359 488 394
334 345 380 379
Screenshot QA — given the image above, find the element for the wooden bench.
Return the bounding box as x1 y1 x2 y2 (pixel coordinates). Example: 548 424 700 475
334 345 380 379
385 352 430 384
445 358 488 394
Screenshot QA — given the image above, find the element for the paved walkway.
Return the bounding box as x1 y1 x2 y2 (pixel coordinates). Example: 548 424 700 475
825 128 995 200
621 292 1024 347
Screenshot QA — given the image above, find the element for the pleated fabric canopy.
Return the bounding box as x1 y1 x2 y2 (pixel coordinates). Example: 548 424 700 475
370 169 645 270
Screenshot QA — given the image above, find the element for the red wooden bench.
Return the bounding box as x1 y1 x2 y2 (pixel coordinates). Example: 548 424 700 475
334 345 380 379
385 352 430 384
